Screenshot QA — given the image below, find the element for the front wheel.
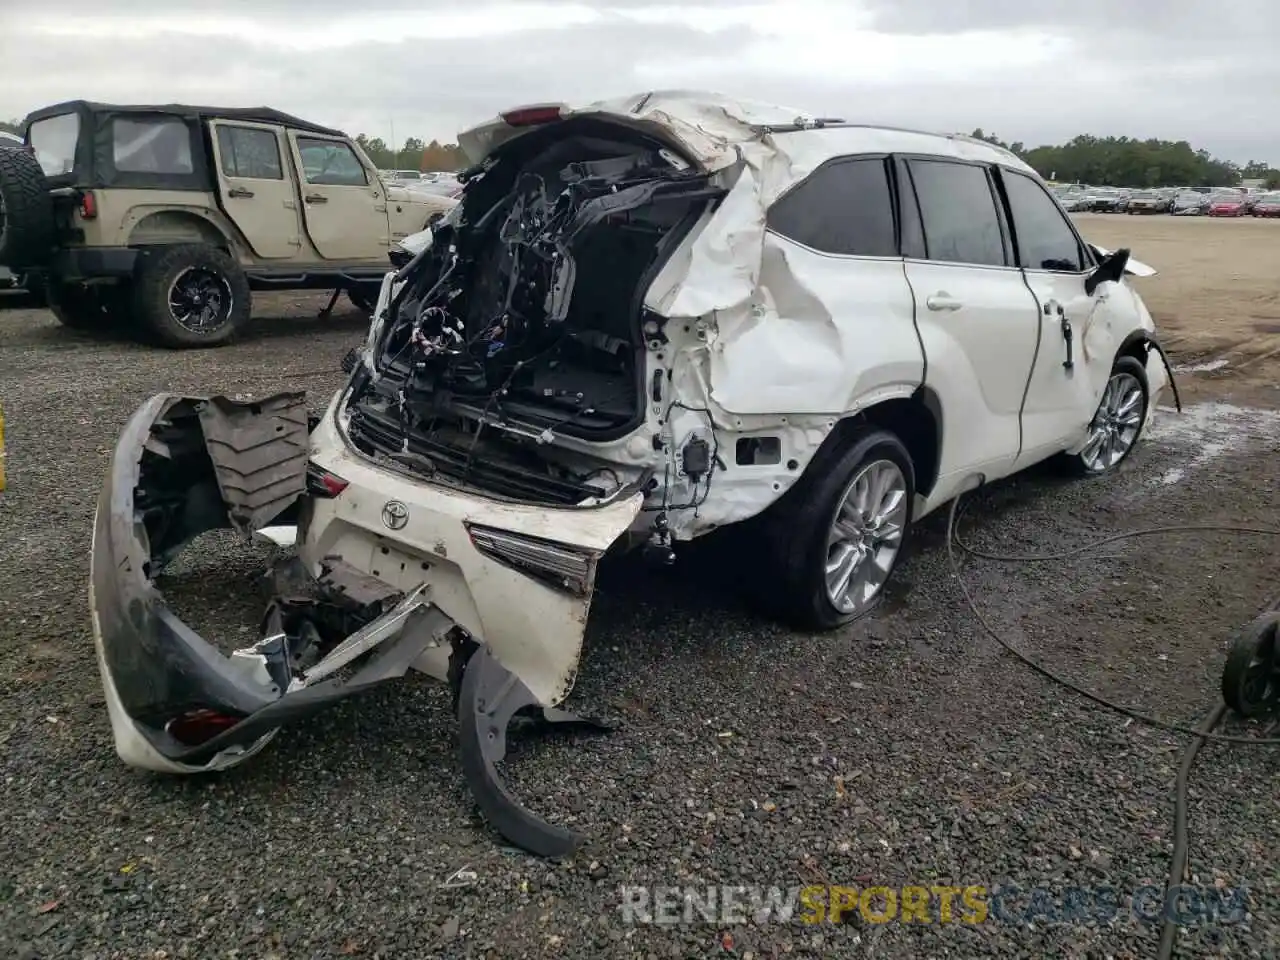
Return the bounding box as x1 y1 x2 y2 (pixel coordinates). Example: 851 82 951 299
1065 355 1149 476
760 427 915 629
133 244 251 348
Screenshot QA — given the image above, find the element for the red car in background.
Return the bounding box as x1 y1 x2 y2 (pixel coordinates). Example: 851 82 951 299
1251 193 1280 217
1207 193 1249 217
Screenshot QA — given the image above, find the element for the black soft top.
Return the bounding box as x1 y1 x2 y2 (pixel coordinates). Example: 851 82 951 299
23 100 345 138
21 100 349 190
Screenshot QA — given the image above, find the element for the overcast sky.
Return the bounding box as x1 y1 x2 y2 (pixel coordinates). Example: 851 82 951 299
2 0 1276 164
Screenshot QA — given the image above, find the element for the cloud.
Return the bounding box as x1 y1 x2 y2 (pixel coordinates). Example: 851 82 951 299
2 0 1276 163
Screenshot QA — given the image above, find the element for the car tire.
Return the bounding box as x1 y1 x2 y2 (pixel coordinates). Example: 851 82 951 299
1063 355 1149 476
133 244 251 348
0 145 54 269
757 426 915 630
347 284 377 315
47 282 133 332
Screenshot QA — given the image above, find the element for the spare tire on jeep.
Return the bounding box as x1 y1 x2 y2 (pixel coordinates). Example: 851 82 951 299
0 145 55 269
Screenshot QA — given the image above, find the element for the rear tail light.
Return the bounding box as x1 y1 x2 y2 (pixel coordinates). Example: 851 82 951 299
78 191 97 219
165 708 242 746
500 104 567 127
306 462 349 498
467 523 597 596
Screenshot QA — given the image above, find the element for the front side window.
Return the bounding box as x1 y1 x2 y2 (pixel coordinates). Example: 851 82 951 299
906 160 1006 267
216 125 283 180
112 117 194 174
28 113 81 176
296 137 368 186
1002 170 1087 272
766 156 897 257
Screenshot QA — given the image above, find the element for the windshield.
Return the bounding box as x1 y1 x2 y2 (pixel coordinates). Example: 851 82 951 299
27 112 81 176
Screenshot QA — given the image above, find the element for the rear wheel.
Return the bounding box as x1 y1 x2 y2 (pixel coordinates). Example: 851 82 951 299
134 244 251 348
758 427 915 629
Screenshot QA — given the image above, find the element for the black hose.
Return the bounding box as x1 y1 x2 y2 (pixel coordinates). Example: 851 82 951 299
1157 703 1227 960
945 497 1280 745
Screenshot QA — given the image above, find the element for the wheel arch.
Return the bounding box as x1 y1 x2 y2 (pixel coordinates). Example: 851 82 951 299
126 209 236 253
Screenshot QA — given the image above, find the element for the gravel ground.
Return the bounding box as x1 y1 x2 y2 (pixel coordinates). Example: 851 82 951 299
1 296 1279 960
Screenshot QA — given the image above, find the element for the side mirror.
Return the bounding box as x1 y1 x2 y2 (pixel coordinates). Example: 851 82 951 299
1085 247 1130 296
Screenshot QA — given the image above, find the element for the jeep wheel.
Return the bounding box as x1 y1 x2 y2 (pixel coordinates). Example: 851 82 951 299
47 282 132 332
134 245 250 348
0 146 54 269
757 426 915 630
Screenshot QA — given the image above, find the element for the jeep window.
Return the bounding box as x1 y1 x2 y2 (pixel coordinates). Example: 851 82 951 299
28 113 80 176
906 159 1006 267
766 157 896 257
112 117 194 174
296 138 368 186
216 125 283 180
1001 170 1086 272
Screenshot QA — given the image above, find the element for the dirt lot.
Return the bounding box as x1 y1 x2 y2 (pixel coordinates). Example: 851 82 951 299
1 216 1278 959
1073 212 1280 406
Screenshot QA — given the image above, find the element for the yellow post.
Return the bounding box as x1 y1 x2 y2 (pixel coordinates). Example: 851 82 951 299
0 400 6 492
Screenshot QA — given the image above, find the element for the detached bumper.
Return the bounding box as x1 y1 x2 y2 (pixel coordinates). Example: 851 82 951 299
303 390 645 707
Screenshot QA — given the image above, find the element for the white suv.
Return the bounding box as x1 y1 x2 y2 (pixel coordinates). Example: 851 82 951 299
91 92 1167 853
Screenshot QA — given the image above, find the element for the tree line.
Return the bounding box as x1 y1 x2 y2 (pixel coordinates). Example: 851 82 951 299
5 115 1276 186
967 129 1280 189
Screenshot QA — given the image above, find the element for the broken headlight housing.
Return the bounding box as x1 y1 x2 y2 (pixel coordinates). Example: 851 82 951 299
466 524 597 596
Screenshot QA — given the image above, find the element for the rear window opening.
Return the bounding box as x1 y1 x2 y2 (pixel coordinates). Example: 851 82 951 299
347 118 721 503
27 112 80 176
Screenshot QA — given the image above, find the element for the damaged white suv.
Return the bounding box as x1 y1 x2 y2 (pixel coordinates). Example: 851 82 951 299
92 92 1169 856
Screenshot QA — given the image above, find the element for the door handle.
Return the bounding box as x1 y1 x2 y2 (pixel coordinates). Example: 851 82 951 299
925 292 962 312
227 186 254 199
304 194 328 204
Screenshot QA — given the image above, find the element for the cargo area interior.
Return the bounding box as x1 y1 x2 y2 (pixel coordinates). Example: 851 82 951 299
346 118 720 503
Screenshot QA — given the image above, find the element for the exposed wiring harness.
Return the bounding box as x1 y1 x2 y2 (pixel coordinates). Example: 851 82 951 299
944 495 1280 959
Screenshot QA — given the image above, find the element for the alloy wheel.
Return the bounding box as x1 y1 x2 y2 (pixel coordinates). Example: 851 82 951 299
824 459 908 615
167 267 233 334
1079 371 1144 473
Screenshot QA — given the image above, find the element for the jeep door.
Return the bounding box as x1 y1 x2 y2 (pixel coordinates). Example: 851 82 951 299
285 132 389 261
897 157 1041 482
209 121 301 259
995 168 1117 468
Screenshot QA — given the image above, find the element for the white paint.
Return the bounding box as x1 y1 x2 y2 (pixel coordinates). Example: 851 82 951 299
253 525 298 547
1147 402 1280 486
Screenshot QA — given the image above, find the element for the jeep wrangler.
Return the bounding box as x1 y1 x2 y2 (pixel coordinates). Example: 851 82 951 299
0 101 456 347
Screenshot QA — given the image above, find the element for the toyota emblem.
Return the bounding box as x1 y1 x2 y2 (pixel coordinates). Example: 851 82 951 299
381 500 409 530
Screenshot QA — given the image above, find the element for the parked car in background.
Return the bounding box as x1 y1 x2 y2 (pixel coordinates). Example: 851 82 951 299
0 101 459 346
1086 187 1125 212
1171 190 1206 215
1207 191 1249 217
1125 189 1169 214
1251 192 1280 217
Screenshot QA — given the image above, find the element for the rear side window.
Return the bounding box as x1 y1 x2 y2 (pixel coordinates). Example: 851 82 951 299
28 113 80 176
296 137 368 186
1002 170 1086 272
216 126 283 180
112 117 194 174
906 160 1006 267
766 157 897 257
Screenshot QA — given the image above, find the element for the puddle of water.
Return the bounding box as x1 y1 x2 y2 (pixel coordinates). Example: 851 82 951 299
1147 402 1280 486
1173 358 1229 373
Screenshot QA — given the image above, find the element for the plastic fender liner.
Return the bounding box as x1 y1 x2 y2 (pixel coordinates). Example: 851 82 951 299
456 644 615 857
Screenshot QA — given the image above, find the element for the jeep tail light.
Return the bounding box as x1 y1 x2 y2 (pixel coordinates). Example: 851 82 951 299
78 191 97 219
501 104 566 127
466 523 597 596
306 462 349 498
